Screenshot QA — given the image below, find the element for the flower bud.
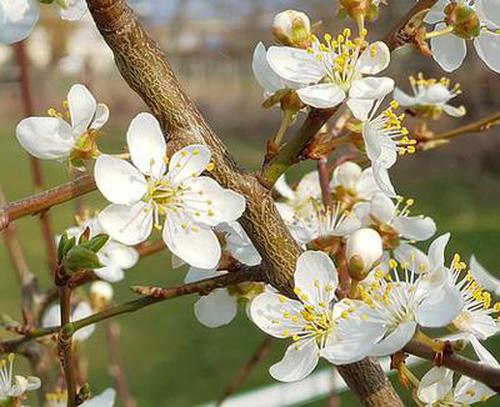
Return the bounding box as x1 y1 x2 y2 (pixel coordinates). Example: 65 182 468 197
90 281 113 310
444 3 480 39
346 228 383 280
272 10 311 48
339 0 377 28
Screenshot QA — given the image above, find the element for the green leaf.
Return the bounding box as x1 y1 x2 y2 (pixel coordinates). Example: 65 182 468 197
57 234 77 262
80 233 110 253
64 246 103 270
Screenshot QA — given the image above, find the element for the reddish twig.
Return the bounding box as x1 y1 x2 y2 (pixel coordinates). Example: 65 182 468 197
0 175 96 231
13 41 57 272
105 322 136 407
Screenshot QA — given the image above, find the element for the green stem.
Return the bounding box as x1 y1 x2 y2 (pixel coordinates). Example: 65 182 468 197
274 110 294 146
425 25 454 39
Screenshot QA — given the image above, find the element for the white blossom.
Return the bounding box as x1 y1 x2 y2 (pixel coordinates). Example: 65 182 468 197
359 96 415 197
425 0 500 73
0 354 40 402
95 113 246 269
217 221 261 267
355 193 436 261
42 302 95 342
250 251 385 382
394 73 466 118
356 257 463 357
266 28 394 113
16 84 109 161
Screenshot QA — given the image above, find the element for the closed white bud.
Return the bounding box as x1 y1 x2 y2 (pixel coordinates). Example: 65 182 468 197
333 161 362 190
90 281 114 310
346 228 383 280
272 10 311 48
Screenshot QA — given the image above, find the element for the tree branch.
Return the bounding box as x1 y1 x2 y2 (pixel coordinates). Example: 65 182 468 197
404 339 500 393
58 285 77 406
0 175 96 232
217 337 272 405
383 0 438 51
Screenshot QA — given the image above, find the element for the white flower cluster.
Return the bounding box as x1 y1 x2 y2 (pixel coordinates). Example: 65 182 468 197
246 10 500 393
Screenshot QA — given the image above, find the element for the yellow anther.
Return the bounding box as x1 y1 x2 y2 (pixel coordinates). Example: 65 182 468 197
206 162 215 171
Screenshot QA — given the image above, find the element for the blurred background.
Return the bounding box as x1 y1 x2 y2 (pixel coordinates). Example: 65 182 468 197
0 0 499 405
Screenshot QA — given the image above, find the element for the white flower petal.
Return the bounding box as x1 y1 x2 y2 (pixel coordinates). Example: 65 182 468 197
127 112 167 178
428 233 450 269
103 241 139 269
93 265 125 283
180 176 246 227
424 0 448 24
184 267 220 284
98 202 153 245
349 77 395 100
393 215 436 241
168 144 211 184
194 289 238 328
0 0 39 44
476 0 500 28
252 42 285 93
356 41 391 75
455 375 496 404
373 163 397 197
370 193 395 223
90 103 109 129
67 84 97 136
296 83 346 109
442 103 466 117
16 117 75 160
42 304 60 328
430 25 467 72
393 87 418 107
333 162 362 190
163 215 221 269
250 291 305 338
417 367 454 404
416 284 464 328
94 155 147 205
269 339 319 382
274 174 295 200
474 31 500 74
347 98 376 121
72 302 95 341
81 388 116 407
470 255 500 296
322 303 385 364
267 45 324 84
294 251 338 308
370 320 417 357
394 243 430 273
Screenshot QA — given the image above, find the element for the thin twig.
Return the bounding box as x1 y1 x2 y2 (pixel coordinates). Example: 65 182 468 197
318 157 333 209
58 285 77 406
404 339 500 392
217 337 272 405
0 175 96 231
105 322 136 407
0 267 264 354
13 41 57 272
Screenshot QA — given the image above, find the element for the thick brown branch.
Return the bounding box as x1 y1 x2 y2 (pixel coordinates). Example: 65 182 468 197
404 340 500 392
0 175 96 231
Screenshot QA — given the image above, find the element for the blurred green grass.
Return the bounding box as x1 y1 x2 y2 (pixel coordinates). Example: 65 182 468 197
0 120 499 406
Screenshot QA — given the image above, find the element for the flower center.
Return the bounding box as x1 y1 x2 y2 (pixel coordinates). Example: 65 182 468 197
306 28 366 89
